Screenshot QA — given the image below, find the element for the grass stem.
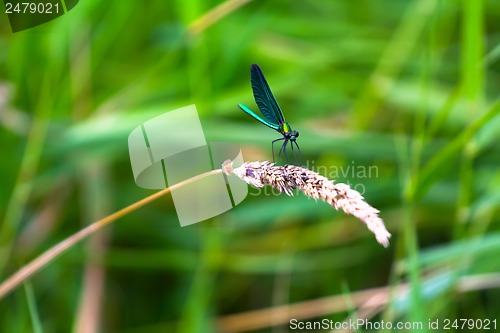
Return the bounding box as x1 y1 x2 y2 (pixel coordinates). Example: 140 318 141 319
0 169 223 300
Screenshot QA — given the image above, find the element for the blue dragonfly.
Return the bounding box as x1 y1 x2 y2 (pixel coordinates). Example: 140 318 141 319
238 64 301 165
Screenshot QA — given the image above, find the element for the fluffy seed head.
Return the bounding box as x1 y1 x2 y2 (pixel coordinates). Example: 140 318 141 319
223 160 391 247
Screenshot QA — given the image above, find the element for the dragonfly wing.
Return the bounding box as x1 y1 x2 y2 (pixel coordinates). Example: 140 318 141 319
250 64 286 126
239 104 279 131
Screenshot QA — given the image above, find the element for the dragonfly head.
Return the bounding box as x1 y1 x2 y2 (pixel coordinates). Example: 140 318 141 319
284 126 299 140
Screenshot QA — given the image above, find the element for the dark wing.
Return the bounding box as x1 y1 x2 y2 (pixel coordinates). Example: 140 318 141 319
250 64 285 126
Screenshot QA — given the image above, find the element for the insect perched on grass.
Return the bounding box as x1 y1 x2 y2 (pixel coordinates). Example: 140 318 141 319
238 64 301 165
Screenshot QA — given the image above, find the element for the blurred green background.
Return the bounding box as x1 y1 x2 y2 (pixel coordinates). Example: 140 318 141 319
1 0 500 332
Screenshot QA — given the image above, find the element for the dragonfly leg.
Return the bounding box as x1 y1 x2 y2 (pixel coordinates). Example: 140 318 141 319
272 137 285 163
284 140 293 164
279 139 290 165
290 139 298 165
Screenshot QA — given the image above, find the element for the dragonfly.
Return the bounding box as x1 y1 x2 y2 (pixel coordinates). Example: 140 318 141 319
238 64 301 165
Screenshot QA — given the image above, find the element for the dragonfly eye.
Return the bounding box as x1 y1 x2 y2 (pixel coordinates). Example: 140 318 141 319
294 131 299 138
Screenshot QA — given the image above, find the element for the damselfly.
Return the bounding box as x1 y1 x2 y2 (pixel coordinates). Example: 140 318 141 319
238 64 301 165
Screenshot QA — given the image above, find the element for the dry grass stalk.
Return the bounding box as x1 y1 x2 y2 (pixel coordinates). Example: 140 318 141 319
0 159 390 300
223 160 391 247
